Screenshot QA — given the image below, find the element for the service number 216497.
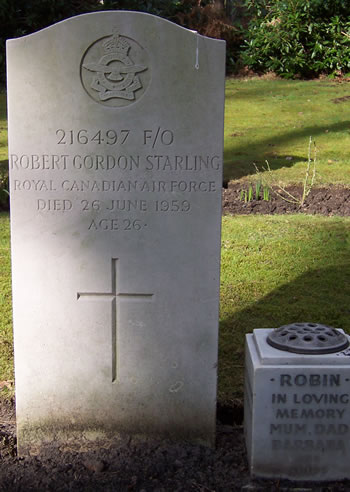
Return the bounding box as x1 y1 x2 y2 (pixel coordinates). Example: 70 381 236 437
56 129 130 145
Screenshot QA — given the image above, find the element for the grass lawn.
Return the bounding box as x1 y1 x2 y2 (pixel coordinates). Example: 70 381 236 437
1 79 350 404
219 214 350 404
224 78 350 186
0 212 12 397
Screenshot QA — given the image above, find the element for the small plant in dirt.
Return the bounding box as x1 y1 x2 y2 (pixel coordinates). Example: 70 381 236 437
255 180 261 200
240 184 253 202
263 186 270 201
240 181 270 202
254 137 317 207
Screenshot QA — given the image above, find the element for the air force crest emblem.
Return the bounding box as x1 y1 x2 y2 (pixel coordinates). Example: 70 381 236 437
81 29 150 107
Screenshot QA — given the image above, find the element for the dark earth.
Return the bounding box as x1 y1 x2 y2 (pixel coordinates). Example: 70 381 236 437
1 399 350 491
1 185 350 491
223 183 350 217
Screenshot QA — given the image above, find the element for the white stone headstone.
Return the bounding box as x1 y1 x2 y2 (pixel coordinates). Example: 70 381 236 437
6 11 225 453
245 329 350 481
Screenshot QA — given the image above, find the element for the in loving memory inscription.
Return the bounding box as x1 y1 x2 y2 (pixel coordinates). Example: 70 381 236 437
7 12 225 452
245 329 350 480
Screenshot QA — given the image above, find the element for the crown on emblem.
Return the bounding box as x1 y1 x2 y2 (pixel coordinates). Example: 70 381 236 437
103 29 130 55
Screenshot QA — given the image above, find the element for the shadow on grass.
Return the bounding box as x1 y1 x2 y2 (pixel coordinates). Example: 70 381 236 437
224 120 350 182
218 222 350 403
223 154 307 186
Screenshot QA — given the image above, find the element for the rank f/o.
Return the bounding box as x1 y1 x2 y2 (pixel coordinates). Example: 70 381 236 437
143 128 174 148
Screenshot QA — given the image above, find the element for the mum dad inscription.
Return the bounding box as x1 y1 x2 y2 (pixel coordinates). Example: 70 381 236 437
7 12 225 452
245 328 350 481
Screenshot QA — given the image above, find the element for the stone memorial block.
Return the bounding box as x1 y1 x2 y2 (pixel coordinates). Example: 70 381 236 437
7 11 225 453
245 326 350 481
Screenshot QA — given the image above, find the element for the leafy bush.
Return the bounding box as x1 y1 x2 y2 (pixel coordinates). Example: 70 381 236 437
242 0 350 78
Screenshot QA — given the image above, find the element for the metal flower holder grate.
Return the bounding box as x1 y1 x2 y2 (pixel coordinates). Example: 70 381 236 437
267 322 349 355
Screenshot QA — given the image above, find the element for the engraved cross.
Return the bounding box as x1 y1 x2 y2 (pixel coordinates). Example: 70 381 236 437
77 258 153 382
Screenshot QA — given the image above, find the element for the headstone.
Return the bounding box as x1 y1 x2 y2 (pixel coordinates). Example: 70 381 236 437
245 327 350 481
7 12 225 453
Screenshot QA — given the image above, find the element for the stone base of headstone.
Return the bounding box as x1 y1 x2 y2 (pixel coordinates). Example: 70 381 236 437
245 328 350 481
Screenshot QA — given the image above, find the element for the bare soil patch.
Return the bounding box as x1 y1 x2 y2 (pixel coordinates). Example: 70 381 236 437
1 399 350 490
0 399 250 491
223 183 350 217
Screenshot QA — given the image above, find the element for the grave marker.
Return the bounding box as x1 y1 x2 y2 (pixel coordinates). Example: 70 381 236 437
245 326 350 480
7 11 225 452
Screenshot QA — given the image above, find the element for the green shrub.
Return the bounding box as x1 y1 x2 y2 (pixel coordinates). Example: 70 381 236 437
242 0 350 78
